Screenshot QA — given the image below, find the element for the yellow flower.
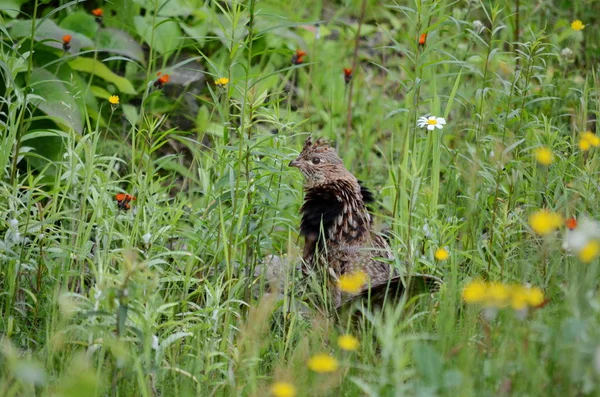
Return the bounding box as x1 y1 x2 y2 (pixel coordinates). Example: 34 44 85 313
525 287 544 307
215 77 230 86
337 334 360 351
434 247 449 261
462 280 486 303
486 283 510 307
578 240 600 263
338 270 367 293
528 210 563 236
270 382 296 397
535 147 553 166
108 95 120 105
571 20 585 31
307 354 338 373
510 286 529 310
580 138 592 151
580 131 600 149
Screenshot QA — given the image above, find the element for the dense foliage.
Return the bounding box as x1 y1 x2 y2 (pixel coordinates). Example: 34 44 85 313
1 0 600 395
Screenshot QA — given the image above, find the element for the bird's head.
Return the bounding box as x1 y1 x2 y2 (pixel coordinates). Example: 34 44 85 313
289 137 355 188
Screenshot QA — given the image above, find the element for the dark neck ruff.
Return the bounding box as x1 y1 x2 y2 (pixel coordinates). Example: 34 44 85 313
300 180 373 244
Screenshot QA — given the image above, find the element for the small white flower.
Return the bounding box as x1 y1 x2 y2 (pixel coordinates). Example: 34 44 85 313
152 335 159 350
472 20 485 34
142 233 152 245
561 47 573 59
9 218 19 228
417 116 446 131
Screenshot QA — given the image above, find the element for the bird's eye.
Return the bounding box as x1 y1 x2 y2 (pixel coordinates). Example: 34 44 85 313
311 157 321 164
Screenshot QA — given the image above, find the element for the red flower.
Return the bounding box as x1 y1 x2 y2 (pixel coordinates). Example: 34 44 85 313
343 68 352 84
154 72 170 88
91 8 103 17
418 33 427 46
565 217 577 230
115 193 136 211
62 35 72 51
292 49 306 65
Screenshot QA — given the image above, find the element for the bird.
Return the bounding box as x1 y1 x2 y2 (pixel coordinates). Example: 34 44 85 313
289 136 441 310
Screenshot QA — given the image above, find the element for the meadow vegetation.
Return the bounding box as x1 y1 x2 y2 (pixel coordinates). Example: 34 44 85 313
1 0 600 395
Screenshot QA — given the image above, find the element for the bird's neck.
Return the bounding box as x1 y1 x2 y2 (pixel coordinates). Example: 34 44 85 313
301 179 371 244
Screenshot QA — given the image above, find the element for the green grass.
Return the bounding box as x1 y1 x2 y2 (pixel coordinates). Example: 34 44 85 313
1 0 600 395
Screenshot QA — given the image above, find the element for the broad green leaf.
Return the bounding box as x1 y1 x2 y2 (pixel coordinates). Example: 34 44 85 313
134 15 183 55
97 28 145 64
0 0 27 18
29 68 83 133
59 11 98 39
9 19 94 52
69 57 136 94
90 85 112 99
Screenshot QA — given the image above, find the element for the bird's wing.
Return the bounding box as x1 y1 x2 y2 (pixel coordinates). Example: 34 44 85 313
336 273 442 310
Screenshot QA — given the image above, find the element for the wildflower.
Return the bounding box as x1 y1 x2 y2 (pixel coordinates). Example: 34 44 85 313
214 77 229 87
307 354 338 373
462 280 486 303
115 193 136 210
417 116 446 131
418 33 427 46
152 335 159 350
338 270 367 293
271 382 297 397
579 131 600 151
62 35 72 51
142 233 152 246
434 247 449 261
472 20 485 34
9 218 19 228
571 20 585 31
291 49 306 65
92 8 104 25
563 218 600 253
337 334 359 351
154 72 170 89
579 240 600 263
108 95 119 106
561 47 574 60
510 286 529 310
525 287 545 307
486 283 510 307
343 68 352 84
565 217 577 230
528 209 563 236
534 146 553 166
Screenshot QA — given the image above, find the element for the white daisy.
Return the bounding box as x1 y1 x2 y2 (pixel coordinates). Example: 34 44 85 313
417 116 446 131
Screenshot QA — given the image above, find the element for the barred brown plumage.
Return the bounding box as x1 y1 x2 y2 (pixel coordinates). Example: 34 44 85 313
289 136 441 309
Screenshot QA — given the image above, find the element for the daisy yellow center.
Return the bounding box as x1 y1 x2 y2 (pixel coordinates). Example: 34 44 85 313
427 119 438 125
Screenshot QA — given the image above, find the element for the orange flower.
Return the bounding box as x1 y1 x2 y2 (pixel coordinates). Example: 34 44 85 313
292 49 306 65
115 193 136 210
418 33 427 46
343 68 352 84
91 8 103 17
566 217 577 230
62 35 72 51
154 72 170 88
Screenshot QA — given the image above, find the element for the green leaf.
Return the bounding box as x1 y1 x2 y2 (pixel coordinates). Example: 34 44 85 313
29 68 83 133
69 57 136 94
90 85 112 100
0 0 28 18
97 28 145 64
134 15 183 55
9 19 94 52
59 11 98 39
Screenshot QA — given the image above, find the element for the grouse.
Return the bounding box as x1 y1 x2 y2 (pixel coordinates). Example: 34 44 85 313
289 136 441 309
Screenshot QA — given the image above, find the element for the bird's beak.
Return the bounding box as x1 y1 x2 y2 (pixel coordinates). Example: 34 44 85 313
289 158 300 168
